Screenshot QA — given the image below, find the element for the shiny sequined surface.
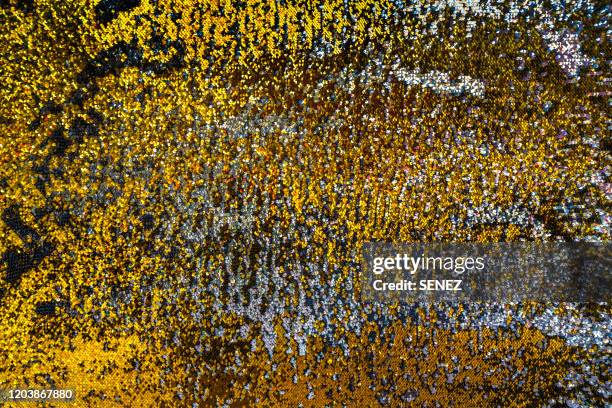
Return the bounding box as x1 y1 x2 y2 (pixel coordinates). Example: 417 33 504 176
0 1 610 406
